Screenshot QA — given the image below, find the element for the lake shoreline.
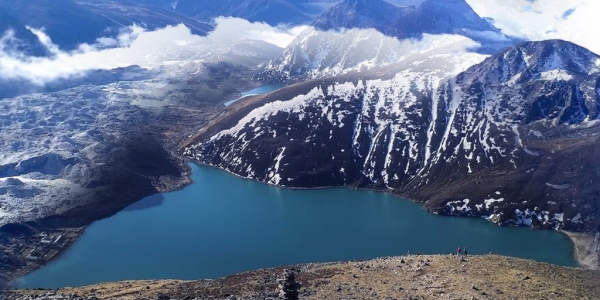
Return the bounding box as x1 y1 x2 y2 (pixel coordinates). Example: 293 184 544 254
2 167 194 289
193 160 595 270
563 231 599 270
6 159 593 288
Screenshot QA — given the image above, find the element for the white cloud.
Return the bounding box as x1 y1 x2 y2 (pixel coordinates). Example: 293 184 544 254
0 17 305 85
209 17 307 48
465 0 600 54
3 2 598 87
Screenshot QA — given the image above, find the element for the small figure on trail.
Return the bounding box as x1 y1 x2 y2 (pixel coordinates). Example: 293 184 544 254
464 248 468 256
457 247 461 256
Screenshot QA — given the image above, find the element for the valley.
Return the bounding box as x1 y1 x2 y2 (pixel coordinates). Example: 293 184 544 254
0 36 280 285
11 163 577 289
1 0 599 294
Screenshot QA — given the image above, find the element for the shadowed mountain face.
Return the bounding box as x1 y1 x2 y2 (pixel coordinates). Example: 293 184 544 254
186 40 600 232
76 1 214 36
174 0 312 26
82 0 332 26
0 0 213 51
258 0 521 83
0 0 122 50
0 7 49 57
116 0 177 10
312 0 497 36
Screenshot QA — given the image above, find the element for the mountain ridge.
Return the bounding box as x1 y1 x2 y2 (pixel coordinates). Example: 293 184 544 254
175 0 313 26
186 39 600 232
257 0 520 83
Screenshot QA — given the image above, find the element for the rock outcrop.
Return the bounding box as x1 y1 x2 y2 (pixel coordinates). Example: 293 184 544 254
5 255 600 300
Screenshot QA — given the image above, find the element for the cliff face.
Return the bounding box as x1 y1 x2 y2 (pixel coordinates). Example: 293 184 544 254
186 40 600 232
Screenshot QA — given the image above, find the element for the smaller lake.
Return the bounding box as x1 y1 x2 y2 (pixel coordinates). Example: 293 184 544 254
15 163 576 289
224 84 286 106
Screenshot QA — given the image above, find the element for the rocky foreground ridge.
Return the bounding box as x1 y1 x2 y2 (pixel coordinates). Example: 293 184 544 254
185 40 600 234
4 255 600 300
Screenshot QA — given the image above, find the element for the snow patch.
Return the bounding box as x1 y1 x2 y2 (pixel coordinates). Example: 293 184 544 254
545 183 570 189
484 198 504 209
540 69 573 81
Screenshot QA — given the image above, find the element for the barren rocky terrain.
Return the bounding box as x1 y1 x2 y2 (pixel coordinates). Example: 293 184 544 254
4 255 600 299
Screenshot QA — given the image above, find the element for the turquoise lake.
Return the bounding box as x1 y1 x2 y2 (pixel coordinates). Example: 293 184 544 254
15 163 577 288
224 84 286 106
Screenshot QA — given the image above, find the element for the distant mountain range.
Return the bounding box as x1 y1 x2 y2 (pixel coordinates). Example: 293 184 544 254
0 0 513 58
258 0 521 82
132 0 340 25
0 0 213 51
0 0 339 54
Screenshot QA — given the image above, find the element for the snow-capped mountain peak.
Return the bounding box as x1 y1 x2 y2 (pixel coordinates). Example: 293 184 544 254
257 0 520 83
458 40 600 93
312 0 406 32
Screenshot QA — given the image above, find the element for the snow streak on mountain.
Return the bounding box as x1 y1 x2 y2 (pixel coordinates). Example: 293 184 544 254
187 40 600 232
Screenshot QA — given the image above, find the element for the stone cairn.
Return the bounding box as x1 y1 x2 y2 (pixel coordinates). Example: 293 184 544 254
277 269 301 300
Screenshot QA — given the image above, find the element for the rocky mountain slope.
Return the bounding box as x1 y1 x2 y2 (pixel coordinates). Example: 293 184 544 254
88 0 337 26
5 255 600 300
257 0 519 82
75 1 214 37
185 40 600 232
0 37 280 227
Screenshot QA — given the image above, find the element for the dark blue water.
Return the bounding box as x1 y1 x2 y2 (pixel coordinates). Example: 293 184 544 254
15 163 577 288
224 84 286 106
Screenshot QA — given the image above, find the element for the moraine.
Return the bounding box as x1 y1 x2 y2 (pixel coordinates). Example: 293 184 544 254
14 163 576 289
